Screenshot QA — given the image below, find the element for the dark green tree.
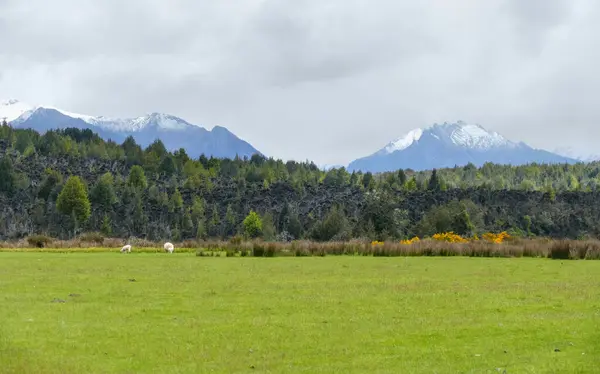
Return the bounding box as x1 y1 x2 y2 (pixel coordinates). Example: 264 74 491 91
207 205 220 238
196 218 207 240
91 172 116 212
428 169 441 191
56 176 91 223
397 169 407 186
101 214 112 236
0 156 16 195
224 204 237 237
159 156 177 177
127 165 148 190
362 172 374 190
452 203 475 236
38 169 63 201
311 205 349 241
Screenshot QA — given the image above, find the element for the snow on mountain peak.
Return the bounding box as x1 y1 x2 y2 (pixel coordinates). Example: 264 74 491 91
128 113 190 131
2 98 196 132
382 128 423 154
428 121 513 150
379 121 515 156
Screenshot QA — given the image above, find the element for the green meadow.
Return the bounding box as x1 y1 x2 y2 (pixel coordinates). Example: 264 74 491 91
0 253 598 373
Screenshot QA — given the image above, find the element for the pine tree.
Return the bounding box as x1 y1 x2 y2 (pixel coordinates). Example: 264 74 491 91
91 172 116 212
101 214 112 236
428 169 441 191
224 204 237 237
207 205 220 238
56 176 91 223
130 192 146 234
182 211 194 238
159 156 177 177
452 203 474 236
196 218 207 240
397 169 407 186
169 188 183 213
287 213 303 240
191 197 205 223
362 172 374 190
0 156 16 195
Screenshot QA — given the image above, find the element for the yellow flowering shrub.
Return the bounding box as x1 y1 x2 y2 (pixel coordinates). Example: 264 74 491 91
371 240 384 246
482 231 510 244
400 237 420 244
432 232 468 243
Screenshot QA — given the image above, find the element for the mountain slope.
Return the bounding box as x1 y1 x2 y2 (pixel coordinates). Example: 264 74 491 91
348 121 578 173
2 99 261 159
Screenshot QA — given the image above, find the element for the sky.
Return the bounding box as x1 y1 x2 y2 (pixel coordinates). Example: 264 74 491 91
1 0 599 165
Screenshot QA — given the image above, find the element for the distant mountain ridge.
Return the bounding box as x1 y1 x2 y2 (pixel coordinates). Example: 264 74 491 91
348 121 578 172
1 98 260 160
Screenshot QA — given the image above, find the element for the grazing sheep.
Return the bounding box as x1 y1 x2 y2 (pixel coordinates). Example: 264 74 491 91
164 242 174 253
121 244 132 253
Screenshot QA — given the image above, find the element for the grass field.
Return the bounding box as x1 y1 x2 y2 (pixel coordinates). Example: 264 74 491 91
0 252 598 373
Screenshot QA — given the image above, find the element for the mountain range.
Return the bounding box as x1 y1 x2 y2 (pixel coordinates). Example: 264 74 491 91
0 99 586 173
347 121 579 172
1 99 260 160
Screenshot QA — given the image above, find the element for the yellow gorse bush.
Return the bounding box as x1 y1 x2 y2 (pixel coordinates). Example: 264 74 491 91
482 231 510 243
400 237 420 245
432 232 469 243
371 241 384 246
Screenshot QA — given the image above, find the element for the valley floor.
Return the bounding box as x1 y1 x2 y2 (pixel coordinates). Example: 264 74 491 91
0 253 598 373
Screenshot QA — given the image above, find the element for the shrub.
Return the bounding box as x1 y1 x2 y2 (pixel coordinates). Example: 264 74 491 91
432 232 468 243
400 237 420 245
252 242 265 257
549 240 571 259
26 235 53 248
482 231 510 244
180 239 197 248
585 243 600 260
78 232 105 244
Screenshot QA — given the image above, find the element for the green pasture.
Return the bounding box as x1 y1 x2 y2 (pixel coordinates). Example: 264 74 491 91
0 252 598 373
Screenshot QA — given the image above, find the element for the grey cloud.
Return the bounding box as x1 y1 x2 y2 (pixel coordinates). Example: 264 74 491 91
0 0 599 165
502 0 574 53
226 0 442 86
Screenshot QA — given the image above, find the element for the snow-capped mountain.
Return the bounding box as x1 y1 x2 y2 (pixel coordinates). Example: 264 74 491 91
1 99 261 159
348 121 578 173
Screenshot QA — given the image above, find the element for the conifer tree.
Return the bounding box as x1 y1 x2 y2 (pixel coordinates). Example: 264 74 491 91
56 176 91 223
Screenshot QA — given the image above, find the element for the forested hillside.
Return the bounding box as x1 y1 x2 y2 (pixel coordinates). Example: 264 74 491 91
0 122 598 241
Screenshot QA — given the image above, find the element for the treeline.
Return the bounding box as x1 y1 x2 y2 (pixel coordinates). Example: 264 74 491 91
0 124 599 241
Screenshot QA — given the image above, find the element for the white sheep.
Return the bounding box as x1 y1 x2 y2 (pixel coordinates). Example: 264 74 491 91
164 242 174 253
121 244 132 253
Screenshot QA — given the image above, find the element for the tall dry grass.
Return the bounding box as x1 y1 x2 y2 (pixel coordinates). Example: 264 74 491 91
1 233 599 259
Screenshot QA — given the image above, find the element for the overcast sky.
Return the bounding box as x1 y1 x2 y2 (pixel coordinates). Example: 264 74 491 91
1 0 599 165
